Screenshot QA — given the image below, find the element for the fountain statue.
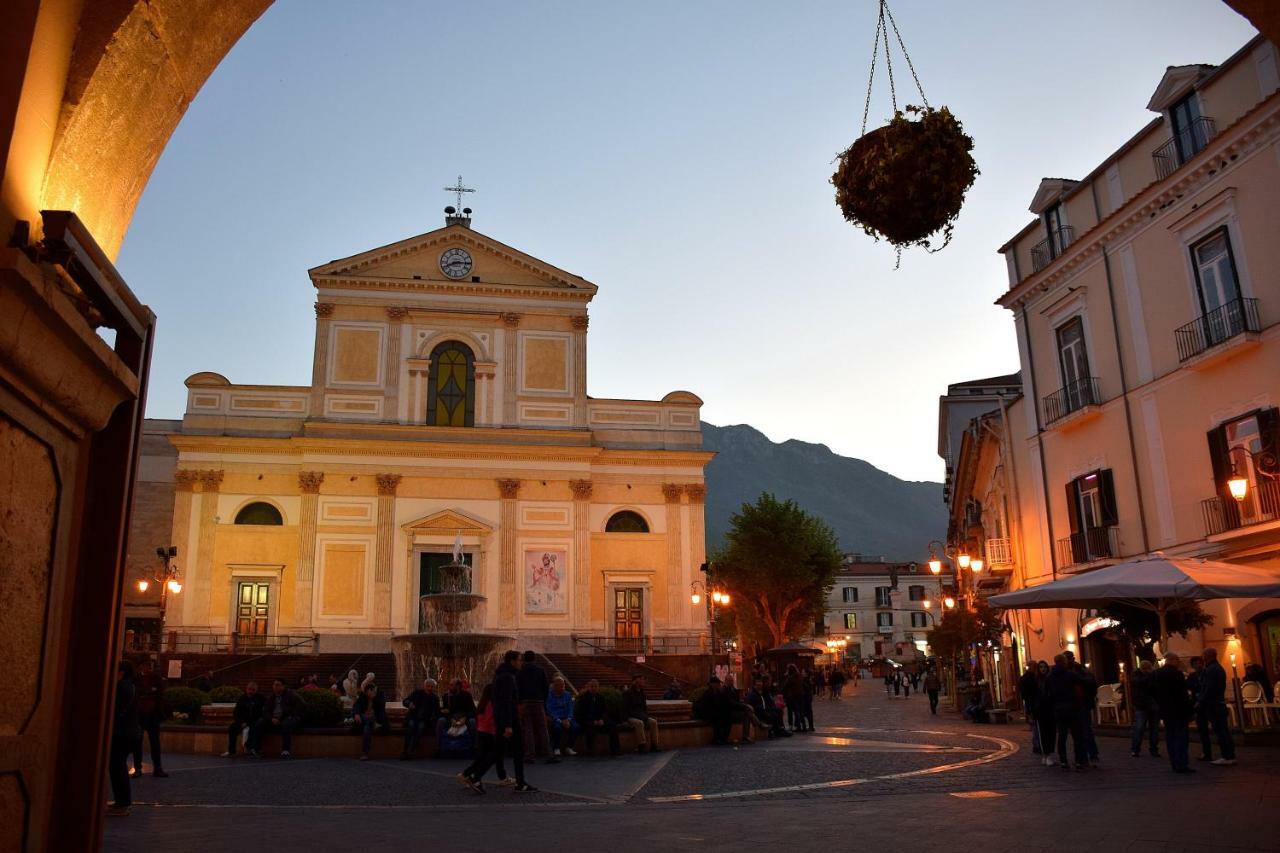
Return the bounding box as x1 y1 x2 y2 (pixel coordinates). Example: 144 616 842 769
389 533 514 698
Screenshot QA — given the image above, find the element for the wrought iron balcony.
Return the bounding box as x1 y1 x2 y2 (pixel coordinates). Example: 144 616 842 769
1042 376 1100 425
985 538 1013 568
1056 525 1118 568
1175 298 1260 362
1152 116 1217 181
1031 226 1075 272
1202 479 1280 536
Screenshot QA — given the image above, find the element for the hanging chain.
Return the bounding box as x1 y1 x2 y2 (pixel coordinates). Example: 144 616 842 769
882 0 897 113
881 0 929 109
860 3 885 135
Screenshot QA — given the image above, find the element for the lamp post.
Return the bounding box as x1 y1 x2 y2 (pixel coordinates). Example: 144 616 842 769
695 563 731 665
138 546 181 649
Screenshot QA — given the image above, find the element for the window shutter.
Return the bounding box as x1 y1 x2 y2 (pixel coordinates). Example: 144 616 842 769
1064 481 1081 534
1206 425 1232 488
1099 469 1119 526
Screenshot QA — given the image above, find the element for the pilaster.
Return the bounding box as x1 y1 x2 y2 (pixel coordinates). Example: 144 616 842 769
406 357 430 424
501 313 520 426
167 470 199 627
310 303 334 418
663 483 685 632
373 473 401 629
571 314 588 427
684 483 707 631
497 477 521 627
295 471 324 626
570 479 593 627
192 469 223 628
385 306 408 423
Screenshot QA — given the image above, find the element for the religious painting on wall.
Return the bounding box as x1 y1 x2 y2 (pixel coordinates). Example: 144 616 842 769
524 549 567 614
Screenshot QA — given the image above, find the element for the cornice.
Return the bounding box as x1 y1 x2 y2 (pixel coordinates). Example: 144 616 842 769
314 274 594 303
999 93 1280 312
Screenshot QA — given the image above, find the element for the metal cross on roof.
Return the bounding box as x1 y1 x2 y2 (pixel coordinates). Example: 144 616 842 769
443 175 475 211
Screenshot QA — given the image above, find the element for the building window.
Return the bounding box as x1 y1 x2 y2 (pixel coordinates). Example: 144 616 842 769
604 510 649 533
1055 316 1092 409
1169 92 1210 164
844 613 857 630
426 340 475 427
842 587 858 603
875 587 892 607
1208 409 1280 527
234 502 283 525
1064 469 1117 564
910 612 928 628
876 612 893 629
1188 228 1251 350
908 585 925 602
1043 202 1070 259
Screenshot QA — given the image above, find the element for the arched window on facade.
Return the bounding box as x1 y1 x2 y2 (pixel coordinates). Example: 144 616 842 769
427 340 476 427
605 510 650 533
234 501 283 525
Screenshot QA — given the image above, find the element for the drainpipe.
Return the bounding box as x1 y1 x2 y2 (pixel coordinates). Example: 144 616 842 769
1091 181 1152 557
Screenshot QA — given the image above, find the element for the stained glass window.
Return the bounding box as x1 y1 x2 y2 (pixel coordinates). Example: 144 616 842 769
426 341 475 427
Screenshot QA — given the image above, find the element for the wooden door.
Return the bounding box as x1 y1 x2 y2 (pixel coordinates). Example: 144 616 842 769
236 581 270 643
614 588 644 652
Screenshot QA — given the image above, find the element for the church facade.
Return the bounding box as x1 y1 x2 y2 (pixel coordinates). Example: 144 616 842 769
129 213 713 653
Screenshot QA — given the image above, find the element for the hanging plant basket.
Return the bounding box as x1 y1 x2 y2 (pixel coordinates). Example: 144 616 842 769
832 105 978 250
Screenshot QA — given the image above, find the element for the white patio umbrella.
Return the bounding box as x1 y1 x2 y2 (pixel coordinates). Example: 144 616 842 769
988 555 1280 648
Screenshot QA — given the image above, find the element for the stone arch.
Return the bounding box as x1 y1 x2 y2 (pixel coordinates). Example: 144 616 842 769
602 506 654 534
417 329 490 362
230 497 287 526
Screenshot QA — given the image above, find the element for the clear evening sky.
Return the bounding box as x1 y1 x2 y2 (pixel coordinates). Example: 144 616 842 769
117 0 1258 482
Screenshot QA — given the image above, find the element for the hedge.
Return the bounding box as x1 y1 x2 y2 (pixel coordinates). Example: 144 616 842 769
208 685 244 703
297 686 344 727
162 686 209 722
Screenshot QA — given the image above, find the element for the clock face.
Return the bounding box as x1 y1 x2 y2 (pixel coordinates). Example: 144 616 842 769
439 247 473 279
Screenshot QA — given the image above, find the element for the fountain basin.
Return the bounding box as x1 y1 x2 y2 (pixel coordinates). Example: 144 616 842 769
390 631 514 699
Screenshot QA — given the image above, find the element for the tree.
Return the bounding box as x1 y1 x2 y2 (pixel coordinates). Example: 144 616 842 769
1098 601 1214 659
926 598 1005 659
713 493 843 649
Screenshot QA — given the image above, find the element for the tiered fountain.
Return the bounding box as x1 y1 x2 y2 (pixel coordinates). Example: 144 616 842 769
389 537 513 697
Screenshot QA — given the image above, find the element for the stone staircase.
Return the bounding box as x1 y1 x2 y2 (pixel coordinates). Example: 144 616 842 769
543 653 675 698
139 652 399 698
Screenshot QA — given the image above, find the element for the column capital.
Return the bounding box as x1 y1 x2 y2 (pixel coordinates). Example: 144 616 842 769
569 479 593 501
501 312 522 328
496 478 522 499
174 469 200 492
386 306 410 321
197 469 224 492
684 483 706 503
662 483 685 503
315 302 335 318
571 314 589 330
375 473 402 496
298 471 325 494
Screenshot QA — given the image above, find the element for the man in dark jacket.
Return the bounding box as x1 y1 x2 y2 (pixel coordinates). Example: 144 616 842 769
1186 656 1207 760
1154 652 1194 773
492 651 534 788
623 674 661 753
575 678 620 756
516 650 551 762
1066 652 1100 766
223 681 266 757
1017 663 1040 753
131 657 168 777
746 677 784 738
254 679 303 757
108 661 140 815
694 676 734 745
1043 654 1084 770
401 677 441 759
1196 648 1236 765
436 678 478 743
1128 661 1160 757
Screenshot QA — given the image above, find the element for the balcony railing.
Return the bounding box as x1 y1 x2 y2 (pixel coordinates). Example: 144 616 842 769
1056 525 1119 568
1043 376 1100 425
985 538 1013 568
1031 226 1076 272
1175 298 1261 362
1202 479 1280 536
1152 116 1217 181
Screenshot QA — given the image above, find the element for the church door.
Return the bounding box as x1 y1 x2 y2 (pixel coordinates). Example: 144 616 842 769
235 581 271 644
613 587 644 652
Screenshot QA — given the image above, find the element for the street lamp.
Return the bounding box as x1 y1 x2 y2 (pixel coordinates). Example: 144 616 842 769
1226 447 1278 501
943 595 956 610
957 551 971 570
690 580 703 606
970 558 984 574
138 546 181 647
926 540 945 575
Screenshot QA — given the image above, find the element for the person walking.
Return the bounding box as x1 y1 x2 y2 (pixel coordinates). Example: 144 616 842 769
1066 652 1100 766
829 667 845 700
1186 656 1209 760
459 684 512 791
1196 648 1237 766
924 668 941 715
1155 652 1195 774
108 661 140 816
1044 654 1084 770
1034 661 1058 766
493 651 536 791
516 650 552 763
131 657 168 777
782 664 804 731
1128 660 1160 758
1018 663 1041 754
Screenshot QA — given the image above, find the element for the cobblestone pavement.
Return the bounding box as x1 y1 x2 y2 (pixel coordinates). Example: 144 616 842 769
104 681 1280 852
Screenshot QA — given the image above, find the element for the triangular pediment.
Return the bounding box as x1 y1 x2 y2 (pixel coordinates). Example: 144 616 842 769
1146 64 1213 113
402 508 494 534
1028 178 1078 215
309 224 597 294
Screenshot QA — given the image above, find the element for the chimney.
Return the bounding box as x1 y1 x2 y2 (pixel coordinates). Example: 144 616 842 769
444 206 472 228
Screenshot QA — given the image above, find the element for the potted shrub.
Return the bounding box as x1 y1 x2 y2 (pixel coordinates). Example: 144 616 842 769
831 105 978 252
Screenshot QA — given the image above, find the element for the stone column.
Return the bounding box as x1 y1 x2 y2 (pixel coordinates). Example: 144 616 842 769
192 470 223 630
684 483 707 631
571 314 588 427
310 303 334 418
501 313 521 426
497 478 521 627
385 306 408 422
570 479 593 628
167 470 199 627
295 471 324 627
406 357 430 424
475 361 497 426
373 473 401 629
663 483 685 634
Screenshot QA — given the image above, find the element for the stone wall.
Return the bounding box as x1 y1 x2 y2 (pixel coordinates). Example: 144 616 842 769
124 425 178 612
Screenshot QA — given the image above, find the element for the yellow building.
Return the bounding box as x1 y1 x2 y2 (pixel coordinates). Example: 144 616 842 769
129 211 713 653
969 35 1280 679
